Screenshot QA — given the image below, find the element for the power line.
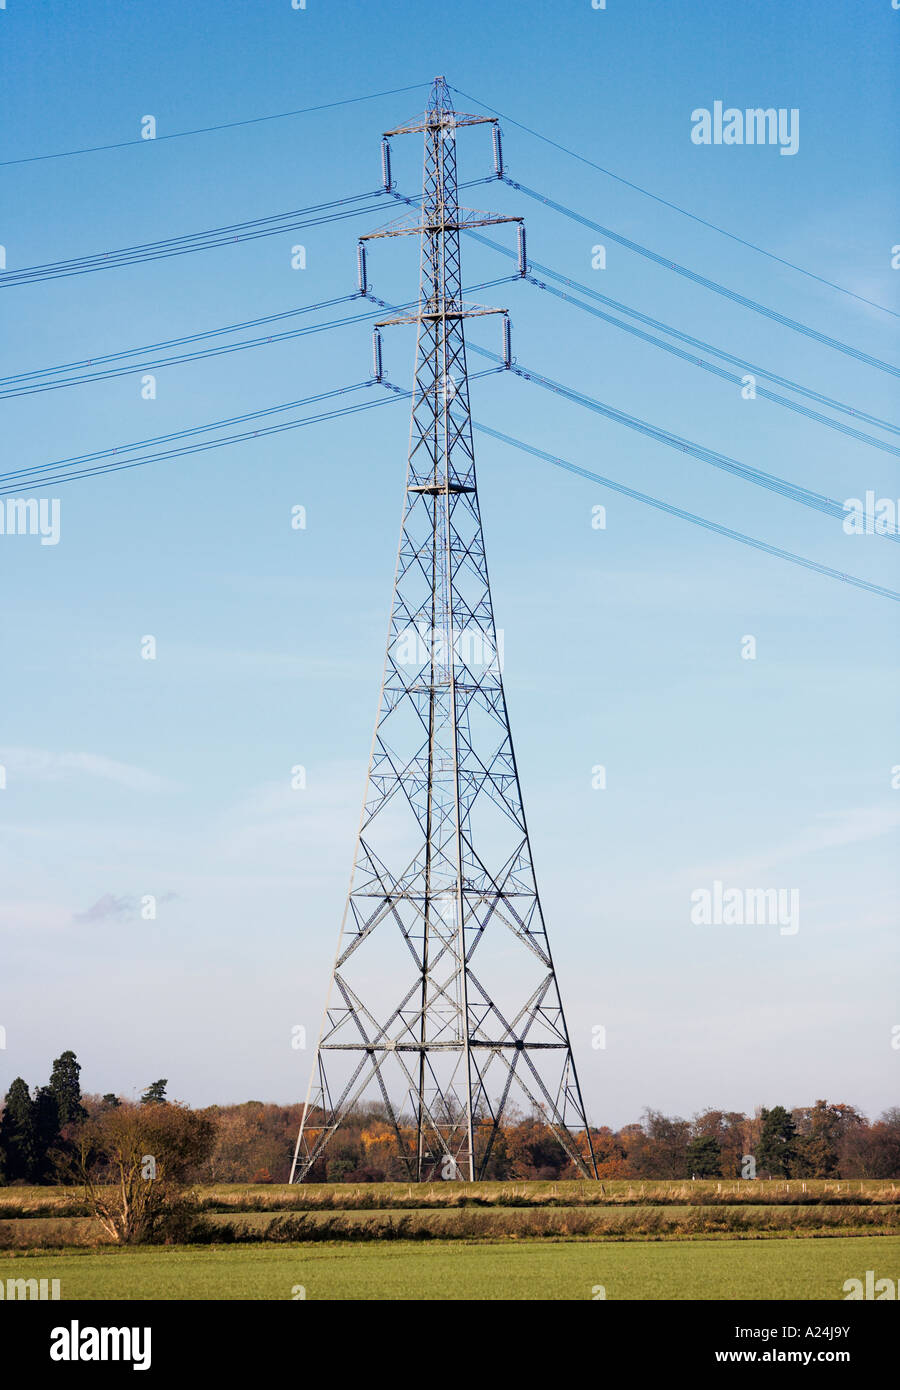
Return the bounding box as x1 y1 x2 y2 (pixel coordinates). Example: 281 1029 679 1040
388 187 900 443
12 71 888 325
6 357 892 605
0 82 430 168
461 226 900 445
0 387 401 496
0 294 360 388
0 278 515 397
521 272 900 459
451 84 899 321
9 279 889 537
0 303 384 398
505 178 900 379
1 176 490 297
473 421 900 604
0 371 502 495
0 192 387 287
0 383 376 484
468 345 899 540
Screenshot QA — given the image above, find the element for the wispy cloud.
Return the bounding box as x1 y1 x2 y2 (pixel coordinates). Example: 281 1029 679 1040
73 893 136 924
73 890 178 925
685 802 900 884
0 747 171 793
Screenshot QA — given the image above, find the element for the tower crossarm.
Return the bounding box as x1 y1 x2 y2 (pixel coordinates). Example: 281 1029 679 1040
375 305 508 328
383 114 498 137
361 213 521 242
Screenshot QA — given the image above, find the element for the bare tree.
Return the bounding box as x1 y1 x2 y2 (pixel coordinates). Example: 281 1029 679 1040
70 1102 217 1243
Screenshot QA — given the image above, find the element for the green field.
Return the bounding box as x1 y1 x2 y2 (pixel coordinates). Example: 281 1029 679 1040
2 1181 896 1299
1 1235 895 1299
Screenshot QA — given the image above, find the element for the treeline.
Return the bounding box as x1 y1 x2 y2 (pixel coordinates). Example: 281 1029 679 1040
1 1054 898 1184
251 1099 900 1183
0 1054 169 1184
589 1103 900 1183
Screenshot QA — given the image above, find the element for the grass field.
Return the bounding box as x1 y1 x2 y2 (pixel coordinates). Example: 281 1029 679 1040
1 1177 895 1217
1 1181 896 1298
1 1235 895 1299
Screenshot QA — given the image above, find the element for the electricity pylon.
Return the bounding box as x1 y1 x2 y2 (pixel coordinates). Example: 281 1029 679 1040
291 78 596 1183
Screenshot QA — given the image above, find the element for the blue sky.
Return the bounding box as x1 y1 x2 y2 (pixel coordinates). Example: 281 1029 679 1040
0 0 897 1127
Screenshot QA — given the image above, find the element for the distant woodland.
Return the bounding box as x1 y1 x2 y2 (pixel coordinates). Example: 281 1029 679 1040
2 1052 898 1185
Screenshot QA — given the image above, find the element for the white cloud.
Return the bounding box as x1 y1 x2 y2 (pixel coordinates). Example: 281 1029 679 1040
0 747 171 793
683 802 900 884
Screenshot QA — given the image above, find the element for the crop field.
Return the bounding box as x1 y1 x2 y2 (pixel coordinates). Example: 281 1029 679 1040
1 1236 897 1300
0 1181 896 1299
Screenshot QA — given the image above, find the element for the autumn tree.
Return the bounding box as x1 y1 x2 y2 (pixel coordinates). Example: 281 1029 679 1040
582 1126 630 1178
72 1102 217 1243
628 1110 691 1178
691 1110 750 1178
792 1101 864 1178
840 1108 900 1178
467 1113 511 1179
506 1113 572 1179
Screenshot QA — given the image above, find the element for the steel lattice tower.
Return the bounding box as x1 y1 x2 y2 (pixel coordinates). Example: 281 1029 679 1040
291 78 596 1183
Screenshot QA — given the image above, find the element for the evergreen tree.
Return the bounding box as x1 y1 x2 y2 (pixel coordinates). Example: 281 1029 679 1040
48 1050 86 1128
0 1078 38 1182
756 1105 796 1177
33 1086 61 1181
686 1133 722 1177
140 1079 168 1106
